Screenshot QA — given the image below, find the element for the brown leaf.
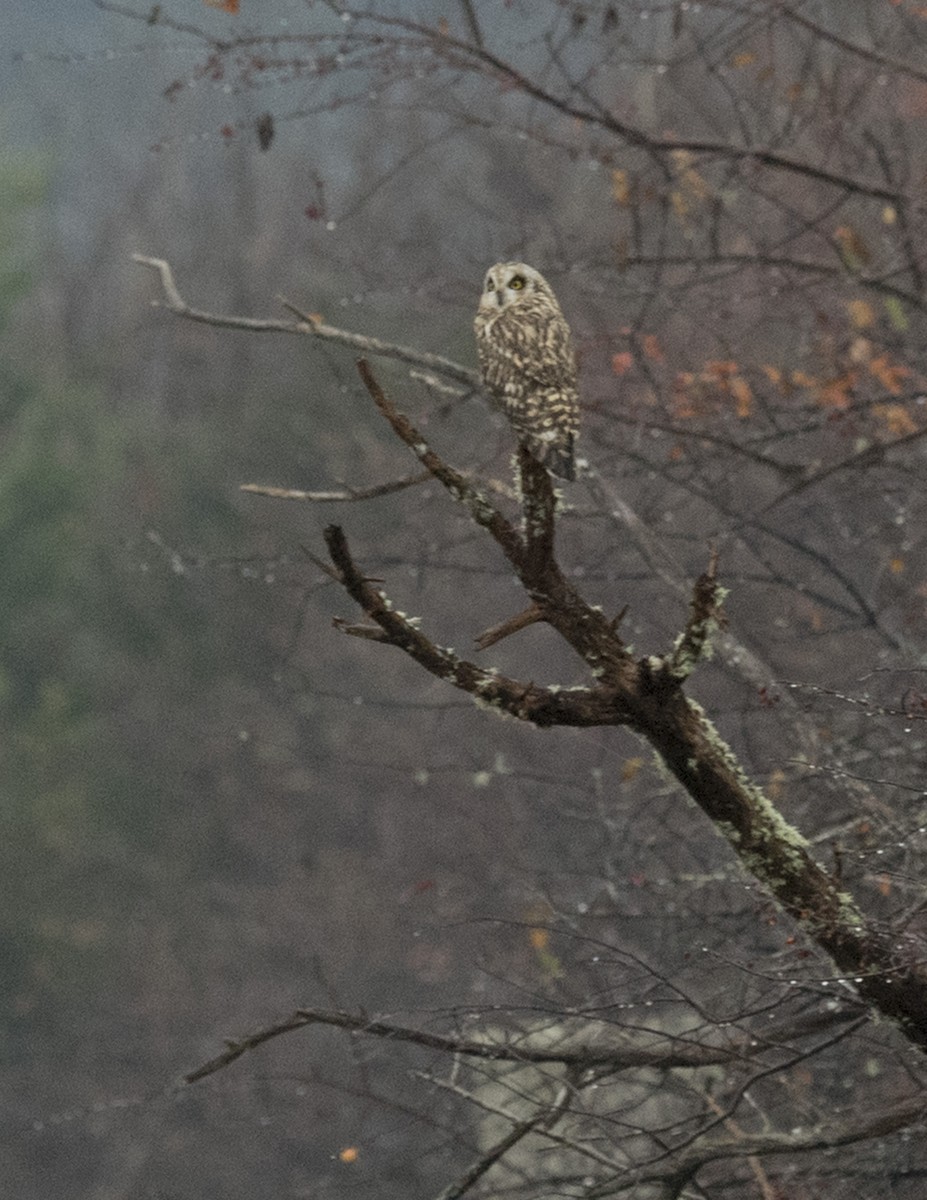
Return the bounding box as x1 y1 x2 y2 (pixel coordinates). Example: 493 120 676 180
611 169 630 205
847 299 875 329
730 374 752 418
869 353 911 395
873 403 917 436
642 333 664 362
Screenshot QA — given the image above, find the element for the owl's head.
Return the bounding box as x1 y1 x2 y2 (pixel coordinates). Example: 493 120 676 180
479 262 557 312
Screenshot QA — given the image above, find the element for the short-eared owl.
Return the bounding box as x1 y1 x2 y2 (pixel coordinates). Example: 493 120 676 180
474 262 579 481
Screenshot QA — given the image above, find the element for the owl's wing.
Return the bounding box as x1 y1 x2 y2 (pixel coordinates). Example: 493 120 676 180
511 300 577 390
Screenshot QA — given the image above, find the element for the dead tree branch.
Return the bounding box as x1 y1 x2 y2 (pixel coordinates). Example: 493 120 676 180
133 254 479 389
474 604 545 651
132 256 927 1049
240 471 430 502
185 1004 753 1085
322 364 927 1052
183 1001 862 1086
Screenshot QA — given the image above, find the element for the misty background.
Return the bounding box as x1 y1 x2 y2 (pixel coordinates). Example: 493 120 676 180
5 3 927 1198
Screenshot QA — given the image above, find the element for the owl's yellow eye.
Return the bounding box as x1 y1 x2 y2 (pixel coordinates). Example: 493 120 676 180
509 275 526 290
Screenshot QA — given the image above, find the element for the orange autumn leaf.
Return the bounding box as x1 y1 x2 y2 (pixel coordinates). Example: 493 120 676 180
873 403 917 436
847 298 876 329
762 364 792 394
815 373 856 409
890 556 905 575
642 333 664 362
673 373 697 419
339 1147 359 1164
730 50 757 68
529 927 550 951
730 374 753 418
878 874 892 897
611 351 634 376
868 353 911 395
611 169 630 205
621 756 644 782
204 0 239 11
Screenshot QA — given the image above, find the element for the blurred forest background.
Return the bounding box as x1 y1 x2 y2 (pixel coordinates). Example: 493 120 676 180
6 2 927 1197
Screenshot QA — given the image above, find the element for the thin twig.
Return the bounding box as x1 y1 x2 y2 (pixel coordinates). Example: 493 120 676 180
433 1081 573 1200
183 1004 749 1085
240 471 430 503
474 604 545 651
661 545 726 684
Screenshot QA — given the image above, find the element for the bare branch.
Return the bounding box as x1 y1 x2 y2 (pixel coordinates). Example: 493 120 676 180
354 358 524 559
659 546 727 685
184 1003 769 1086
332 618 391 641
456 0 483 49
585 1092 927 1199
474 604 545 651
240 471 430 503
132 255 480 388
323 523 624 728
518 444 556 571
343 9 903 205
433 1080 573 1200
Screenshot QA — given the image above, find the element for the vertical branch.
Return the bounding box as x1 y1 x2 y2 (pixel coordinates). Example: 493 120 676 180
518 445 556 575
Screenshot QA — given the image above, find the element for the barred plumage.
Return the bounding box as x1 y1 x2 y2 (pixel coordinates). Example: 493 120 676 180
474 262 579 481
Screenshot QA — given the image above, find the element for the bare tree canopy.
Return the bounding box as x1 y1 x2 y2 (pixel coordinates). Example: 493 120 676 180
7 3 927 1199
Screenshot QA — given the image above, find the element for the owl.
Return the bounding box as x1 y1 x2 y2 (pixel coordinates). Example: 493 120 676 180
474 262 579 481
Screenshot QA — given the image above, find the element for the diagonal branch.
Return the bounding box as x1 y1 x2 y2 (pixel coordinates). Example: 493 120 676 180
434 1080 573 1200
474 604 545 651
355 361 631 677
133 254 480 388
324 523 627 727
354 359 523 559
133 256 927 1053
336 369 927 1053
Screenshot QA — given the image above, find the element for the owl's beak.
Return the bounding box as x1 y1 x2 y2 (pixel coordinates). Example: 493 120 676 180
494 289 504 306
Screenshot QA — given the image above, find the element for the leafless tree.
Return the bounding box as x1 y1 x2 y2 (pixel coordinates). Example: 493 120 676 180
94 1 927 1196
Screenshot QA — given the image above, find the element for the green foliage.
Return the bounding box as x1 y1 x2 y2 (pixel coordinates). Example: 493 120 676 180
0 153 252 1033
